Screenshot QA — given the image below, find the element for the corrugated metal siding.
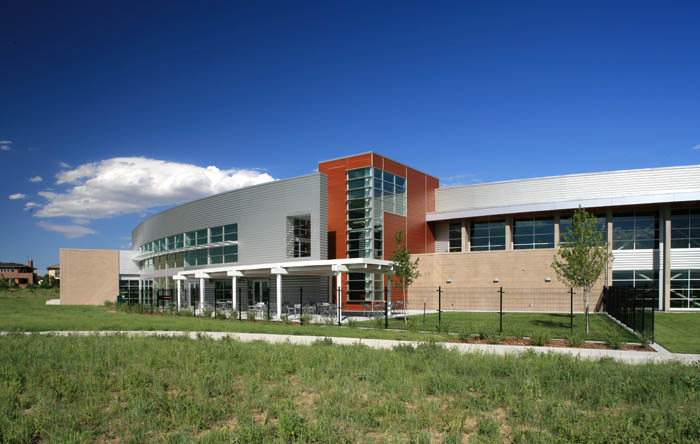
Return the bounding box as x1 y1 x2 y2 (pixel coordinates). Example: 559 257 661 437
670 249 700 269
132 174 328 267
435 165 700 213
435 222 449 253
118 250 140 275
612 250 662 270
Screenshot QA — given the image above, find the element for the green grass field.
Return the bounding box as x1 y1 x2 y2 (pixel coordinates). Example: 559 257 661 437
1 334 699 443
0 289 637 344
655 313 700 354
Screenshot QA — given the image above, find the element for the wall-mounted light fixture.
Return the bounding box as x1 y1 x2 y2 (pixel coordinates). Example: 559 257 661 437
493 277 499 283
545 277 551 282
446 279 453 284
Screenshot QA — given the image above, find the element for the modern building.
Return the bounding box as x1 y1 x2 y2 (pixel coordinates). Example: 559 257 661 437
0 260 37 288
59 153 700 312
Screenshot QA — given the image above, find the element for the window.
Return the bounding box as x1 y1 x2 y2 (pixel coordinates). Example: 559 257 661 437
448 222 462 252
612 270 659 288
670 269 700 309
210 226 223 243
185 249 208 266
513 217 554 249
173 234 184 249
210 245 238 264
613 212 658 250
214 280 232 305
470 219 506 251
196 229 208 245
671 208 700 249
224 224 237 241
119 280 139 303
559 214 607 247
294 218 311 257
185 231 196 247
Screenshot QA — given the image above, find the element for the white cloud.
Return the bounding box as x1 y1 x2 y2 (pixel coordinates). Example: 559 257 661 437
36 221 97 238
24 202 40 210
29 176 43 183
72 218 90 225
0 141 11 151
59 162 71 168
693 144 700 150
440 173 482 187
35 157 276 219
9 193 26 200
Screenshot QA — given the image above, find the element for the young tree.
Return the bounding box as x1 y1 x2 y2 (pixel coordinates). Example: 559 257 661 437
552 207 612 334
388 231 420 324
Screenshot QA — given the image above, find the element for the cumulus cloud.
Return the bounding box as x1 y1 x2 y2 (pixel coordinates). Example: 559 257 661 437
9 193 26 200
58 162 71 168
24 202 40 211
0 140 11 151
440 173 483 188
693 144 700 150
35 157 276 219
36 221 97 238
29 176 43 183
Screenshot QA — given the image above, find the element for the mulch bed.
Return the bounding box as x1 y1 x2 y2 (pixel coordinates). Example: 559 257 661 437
449 336 654 352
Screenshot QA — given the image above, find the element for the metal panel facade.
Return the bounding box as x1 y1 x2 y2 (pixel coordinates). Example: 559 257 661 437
670 249 700 269
435 165 700 214
132 174 328 267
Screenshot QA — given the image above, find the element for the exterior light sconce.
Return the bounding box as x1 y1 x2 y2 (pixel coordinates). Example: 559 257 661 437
446 279 452 284
493 277 499 283
545 277 552 283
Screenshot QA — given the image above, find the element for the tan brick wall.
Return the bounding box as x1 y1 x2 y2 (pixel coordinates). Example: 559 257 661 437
409 249 606 312
60 249 119 305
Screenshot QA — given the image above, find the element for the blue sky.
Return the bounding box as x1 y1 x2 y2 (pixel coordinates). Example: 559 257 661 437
2 1 699 274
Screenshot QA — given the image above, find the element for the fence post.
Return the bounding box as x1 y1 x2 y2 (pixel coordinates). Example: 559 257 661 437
238 287 242 320
267 289 270 320
384 286 388 329
423 294 426 324
499 286 503 334
299 286 303 314
337 286 342 326
437 286 442 327
570 287 574 335
632 287 637 333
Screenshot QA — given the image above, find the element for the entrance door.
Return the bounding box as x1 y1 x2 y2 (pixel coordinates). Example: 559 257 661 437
247 280 269 306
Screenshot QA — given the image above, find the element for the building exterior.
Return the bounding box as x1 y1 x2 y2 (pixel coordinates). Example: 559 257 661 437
59 153 700 312
0 260 37 288
47 264 60 280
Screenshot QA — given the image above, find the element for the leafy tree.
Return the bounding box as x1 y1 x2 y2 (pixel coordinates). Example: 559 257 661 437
388 231 420 324
40 274 56 289
0 276 9 290
552 207 612 334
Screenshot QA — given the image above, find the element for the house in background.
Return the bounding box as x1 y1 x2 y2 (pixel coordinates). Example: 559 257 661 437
47 264 60 286
0 260 37 288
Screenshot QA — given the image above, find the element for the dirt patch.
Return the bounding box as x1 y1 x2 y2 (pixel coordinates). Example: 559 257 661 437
452 335 654 352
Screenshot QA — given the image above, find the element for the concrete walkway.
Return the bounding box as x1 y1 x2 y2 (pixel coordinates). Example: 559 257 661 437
3 330 699 365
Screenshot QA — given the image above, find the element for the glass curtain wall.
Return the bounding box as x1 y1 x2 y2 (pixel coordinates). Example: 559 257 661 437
346 167 406 302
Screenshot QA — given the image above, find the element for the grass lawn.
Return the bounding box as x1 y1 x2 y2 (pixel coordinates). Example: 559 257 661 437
359 311 637 342
0 289 637 344
655 312 700 354
1 334 699 443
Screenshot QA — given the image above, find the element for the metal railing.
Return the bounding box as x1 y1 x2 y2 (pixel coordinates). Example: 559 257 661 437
603 286 655 341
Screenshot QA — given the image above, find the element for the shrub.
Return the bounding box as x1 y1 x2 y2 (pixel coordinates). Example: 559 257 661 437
203 308 213 319
282 314 290 325
104 300 114 308
216 311 227 320
567 333 585 348
479 328 497 341
246 310 257 321
605 334 622 350
347 319 358 328
299 314 311 325
531 330 551 346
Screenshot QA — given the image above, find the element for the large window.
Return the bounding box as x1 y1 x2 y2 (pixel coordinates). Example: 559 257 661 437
670 269 700 309
346 167 373 260
294 218 311 257
470 219 506 251
612 270 659 288
513 217 554 249
671 208 700 249
185 249 208 266
209 245 238 264
559 214 607 247
613 212 658 250
214 280 233 305
119 280 139 303
448 222 462 252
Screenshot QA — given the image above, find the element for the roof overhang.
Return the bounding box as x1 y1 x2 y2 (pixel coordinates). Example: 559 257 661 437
427 191 700 222
176 258 394 280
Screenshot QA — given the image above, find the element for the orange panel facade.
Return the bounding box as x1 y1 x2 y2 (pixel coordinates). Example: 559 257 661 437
318 152 439 311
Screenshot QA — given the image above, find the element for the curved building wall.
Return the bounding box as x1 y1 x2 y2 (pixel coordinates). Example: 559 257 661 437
132 173 328 270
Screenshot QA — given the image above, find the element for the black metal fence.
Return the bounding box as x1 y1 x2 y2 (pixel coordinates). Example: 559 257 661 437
603 286 655 341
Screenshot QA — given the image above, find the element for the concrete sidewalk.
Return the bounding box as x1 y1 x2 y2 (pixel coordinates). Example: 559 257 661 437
3 330 699 365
